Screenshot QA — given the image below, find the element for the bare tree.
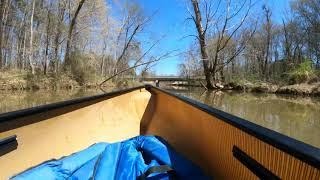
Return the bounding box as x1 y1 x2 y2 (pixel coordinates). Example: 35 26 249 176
179 46 203 77
98 1 164 85
63 0 86 69
189 0 214 89
262 5 272 79
292 0 320 67
189 0 255 88
0 0 5 68
29 0 36 74
112 2 156 76
53 0 67 73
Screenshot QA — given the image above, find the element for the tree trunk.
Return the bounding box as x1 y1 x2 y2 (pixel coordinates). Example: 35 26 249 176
231 60 235 75
0 24 2 68
0 1 3 69
29 0 36 74
0 0 8 68
44 7 51 75
22 31 26 70
100 40 108 76
191 0 214 89
264 7 271 80
219 69 225 82
63 0 86 69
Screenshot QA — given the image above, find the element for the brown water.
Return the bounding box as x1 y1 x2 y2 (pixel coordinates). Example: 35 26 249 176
0 87 319 148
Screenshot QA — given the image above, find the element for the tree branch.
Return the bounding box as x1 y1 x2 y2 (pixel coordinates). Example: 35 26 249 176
218 0 253 52
179 34 201 41
133 36 164 66
99 50 178 86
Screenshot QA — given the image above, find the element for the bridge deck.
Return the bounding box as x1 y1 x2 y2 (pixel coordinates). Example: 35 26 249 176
123 76 205 81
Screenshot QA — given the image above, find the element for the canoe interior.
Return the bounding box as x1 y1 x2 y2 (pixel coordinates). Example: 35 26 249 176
0 85 319 179
0 87 151 178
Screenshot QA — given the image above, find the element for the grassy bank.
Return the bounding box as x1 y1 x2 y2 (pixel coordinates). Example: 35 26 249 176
221 61 320 96
0 70 142 91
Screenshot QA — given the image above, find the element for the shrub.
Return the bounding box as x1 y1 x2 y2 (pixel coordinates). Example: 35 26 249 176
69 52 98 85
287 60 316 84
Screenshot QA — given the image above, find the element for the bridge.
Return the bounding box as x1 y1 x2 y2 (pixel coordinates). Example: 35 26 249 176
123 76 205 81
140 76 205 81
122 76 206 86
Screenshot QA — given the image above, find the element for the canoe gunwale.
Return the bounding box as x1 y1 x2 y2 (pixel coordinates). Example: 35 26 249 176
0 85 145 124
0 84 319 170
145 85 320 170
0 135 18 156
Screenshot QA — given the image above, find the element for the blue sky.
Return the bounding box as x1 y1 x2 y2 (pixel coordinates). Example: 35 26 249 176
116 0 292 75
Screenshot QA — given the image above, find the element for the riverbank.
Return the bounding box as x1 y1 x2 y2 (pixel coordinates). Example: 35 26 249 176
171 80 320 96
1 70 320 96
223 81 320 96
0 70 142 91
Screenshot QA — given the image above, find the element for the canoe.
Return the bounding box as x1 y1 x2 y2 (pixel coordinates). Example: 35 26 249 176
0 85 319 179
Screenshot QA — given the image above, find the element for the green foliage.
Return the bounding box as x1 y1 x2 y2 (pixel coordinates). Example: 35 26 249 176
287 60 316 84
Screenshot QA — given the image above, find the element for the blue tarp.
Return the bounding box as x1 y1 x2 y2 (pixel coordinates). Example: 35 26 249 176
12 136 209 180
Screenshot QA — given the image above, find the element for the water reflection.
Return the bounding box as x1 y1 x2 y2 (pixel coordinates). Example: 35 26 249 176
0 88 104 113
170 87 320 148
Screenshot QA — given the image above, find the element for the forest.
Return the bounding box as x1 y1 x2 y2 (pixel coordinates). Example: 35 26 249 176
180 0 320 93
0 0 319 93
0 0 166 89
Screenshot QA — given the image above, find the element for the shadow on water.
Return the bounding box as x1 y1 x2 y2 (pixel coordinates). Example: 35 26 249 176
167 87 320 148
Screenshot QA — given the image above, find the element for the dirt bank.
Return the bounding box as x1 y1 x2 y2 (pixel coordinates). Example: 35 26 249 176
224 81 320 96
